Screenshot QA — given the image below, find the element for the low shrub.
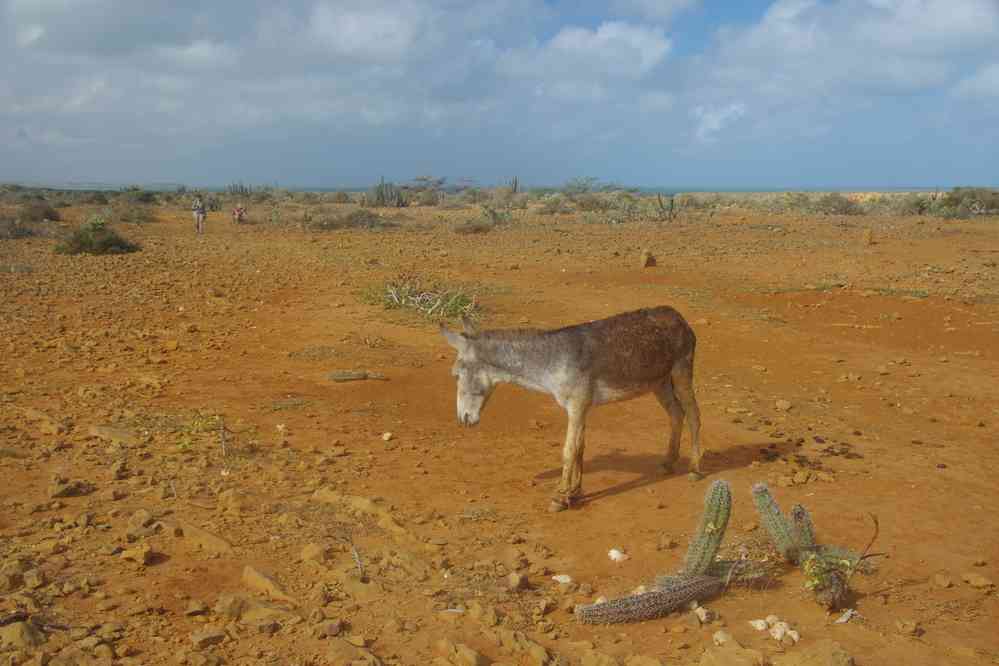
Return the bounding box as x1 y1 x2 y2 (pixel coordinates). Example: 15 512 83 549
55 215 140 255
365 272 481 321
18 201 61 223
311 208 399 231
0 218 36 239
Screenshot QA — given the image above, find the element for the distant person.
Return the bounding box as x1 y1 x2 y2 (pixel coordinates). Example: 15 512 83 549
232 203 246 224
192 195 207 234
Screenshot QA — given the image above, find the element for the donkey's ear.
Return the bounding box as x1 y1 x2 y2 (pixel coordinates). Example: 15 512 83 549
440 325 467 351
460 315 479 335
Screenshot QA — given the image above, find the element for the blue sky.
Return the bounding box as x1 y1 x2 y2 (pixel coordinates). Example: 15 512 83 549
2 0 998 189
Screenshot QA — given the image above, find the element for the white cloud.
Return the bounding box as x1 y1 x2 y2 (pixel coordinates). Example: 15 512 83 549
500 21 671 93
309 3 423 62
15 24 45 47
156 40 238 69
692 102 746 141
954 62 999 97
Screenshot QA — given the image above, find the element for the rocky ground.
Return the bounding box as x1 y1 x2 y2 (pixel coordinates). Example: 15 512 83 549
1 203 998 665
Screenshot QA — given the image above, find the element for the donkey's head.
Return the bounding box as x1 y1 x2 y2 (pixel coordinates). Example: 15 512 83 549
441 317 496 427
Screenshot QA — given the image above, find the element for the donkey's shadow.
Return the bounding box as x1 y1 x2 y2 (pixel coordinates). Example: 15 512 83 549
534 439 794 506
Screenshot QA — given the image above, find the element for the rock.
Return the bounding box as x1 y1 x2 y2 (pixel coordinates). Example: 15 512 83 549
895 619 923 636
775 400 793 412
436 638 489 666
792 470 812 485
242 565 296 604
771 639 854 666
698 646 766 666
694 606 715 625
0 621 46 649
933 573 953 589
626 657 664 666
185 600 208 616
218 489 248 515
300 543 330 563
640 250 656 268
713 630 737 646
189 628 226 649
128 509 154 530
178 521 234 555
120 543 155 565
381 432 394 442
49 475 94 498
88 425 141 446
962 572 994 589
507 572 528 592
314 620 343 638
345 634 369 647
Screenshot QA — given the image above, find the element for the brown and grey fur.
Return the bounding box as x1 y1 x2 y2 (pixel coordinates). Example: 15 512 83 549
441 306 703 512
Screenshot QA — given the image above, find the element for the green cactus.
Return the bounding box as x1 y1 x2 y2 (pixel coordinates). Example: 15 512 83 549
682 480 732 575
751 482 802 563
790 503 817 552
576 574 723 624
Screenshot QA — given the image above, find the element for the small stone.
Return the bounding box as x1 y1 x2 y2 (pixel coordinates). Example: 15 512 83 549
0 621 46 649
345 634 369 648
381 432 394 442
507 572 527 592
972 558 987 567
120 543 155 565
962 572 994 589
190 628 226 649
895 619 923 636
775 400 793 412
301 543 330 563
640 250 656 268
242 566 296 604
314 620 343 638
933 573 953 589
185 600 208 616
713 630 736 646
694 606 715 625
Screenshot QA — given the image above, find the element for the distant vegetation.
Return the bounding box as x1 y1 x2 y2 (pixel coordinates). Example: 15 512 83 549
56 215 140 255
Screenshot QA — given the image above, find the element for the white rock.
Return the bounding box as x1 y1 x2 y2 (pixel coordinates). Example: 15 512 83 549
594 596 608 605
769 622 789 641
694 607 715 624
749 619 769 631
765 614 780 627
713 630 734 646
551 574 573 584
787 629 801 644
608 548 629 563
381 432 394 441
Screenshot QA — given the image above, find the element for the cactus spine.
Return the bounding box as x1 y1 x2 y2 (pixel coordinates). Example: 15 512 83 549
682 480 732 575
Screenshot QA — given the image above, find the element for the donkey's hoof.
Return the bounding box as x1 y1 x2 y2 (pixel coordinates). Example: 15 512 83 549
687 471 705 482
548 498 570 513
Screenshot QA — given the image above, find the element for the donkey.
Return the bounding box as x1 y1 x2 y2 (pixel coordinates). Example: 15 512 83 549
441 306 702 512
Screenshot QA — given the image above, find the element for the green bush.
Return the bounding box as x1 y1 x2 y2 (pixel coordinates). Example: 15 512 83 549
56 215 140 255
812 193 861 216
572 192 612 212
331 191 351 204
311 208 398 231
18 201 61 223
415 190 441 206
537 195 573 215
113 203 155 224
367 179 408 208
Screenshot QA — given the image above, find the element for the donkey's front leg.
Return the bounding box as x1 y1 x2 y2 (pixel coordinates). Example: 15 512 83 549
550 401 589 513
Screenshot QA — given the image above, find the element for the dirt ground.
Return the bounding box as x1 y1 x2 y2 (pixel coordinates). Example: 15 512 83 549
1 203 998 666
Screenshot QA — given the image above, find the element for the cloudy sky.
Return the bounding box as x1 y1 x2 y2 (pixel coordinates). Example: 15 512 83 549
3 0 998 189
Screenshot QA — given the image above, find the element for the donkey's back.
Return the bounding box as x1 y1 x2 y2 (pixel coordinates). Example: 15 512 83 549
550 306 695 392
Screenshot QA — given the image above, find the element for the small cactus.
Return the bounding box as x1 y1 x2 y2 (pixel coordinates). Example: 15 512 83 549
790 503 817 553
576 574 723 624
682 480 732 575
752 482 801 563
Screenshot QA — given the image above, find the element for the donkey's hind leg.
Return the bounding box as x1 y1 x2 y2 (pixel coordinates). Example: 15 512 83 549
653 377 685 475
671 352 703 479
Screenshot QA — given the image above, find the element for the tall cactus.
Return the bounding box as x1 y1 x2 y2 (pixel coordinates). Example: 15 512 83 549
751 482 802 563
682 480 732 575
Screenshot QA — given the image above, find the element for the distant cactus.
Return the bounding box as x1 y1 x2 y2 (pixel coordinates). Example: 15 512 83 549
682 480 732 575
752 482 802 563
575 575 723 624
